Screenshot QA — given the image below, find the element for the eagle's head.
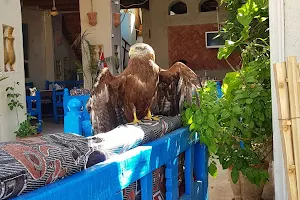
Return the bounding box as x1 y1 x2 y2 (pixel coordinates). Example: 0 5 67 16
129 43 155 61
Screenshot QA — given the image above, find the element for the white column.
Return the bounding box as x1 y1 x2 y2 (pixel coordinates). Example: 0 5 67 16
270 0 300 199
79 0 121 89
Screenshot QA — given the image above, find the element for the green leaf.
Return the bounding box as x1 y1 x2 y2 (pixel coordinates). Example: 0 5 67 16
189 123 196 132
207 120 216 129
233 93 245 101
233 105 243 114
208 114 214 121
217 40 238 60
231 167 239 184
237 0 258 27
246 168 255 183
246 98 254 104
209 163 218 177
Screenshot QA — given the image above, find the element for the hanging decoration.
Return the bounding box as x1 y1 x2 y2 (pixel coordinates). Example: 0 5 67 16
113 13 121 27
87 0 97 26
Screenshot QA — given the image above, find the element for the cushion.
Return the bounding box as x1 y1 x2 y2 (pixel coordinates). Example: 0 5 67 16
0 133 90 199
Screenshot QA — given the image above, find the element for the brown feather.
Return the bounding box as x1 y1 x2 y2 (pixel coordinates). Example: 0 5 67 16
89 43 200 134
154 62 200 115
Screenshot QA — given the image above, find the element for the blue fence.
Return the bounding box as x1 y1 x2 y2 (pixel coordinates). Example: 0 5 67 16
13 127 208 200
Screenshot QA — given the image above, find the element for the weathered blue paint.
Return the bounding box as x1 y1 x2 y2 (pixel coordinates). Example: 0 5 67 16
166 157 179 200
64 98 83 135
12 127 208 200
63 88 91 136
26 90 42 132
184 146 194 196
52 88 64 124
194 143 209 200
216 81 222 98
140 173 153 200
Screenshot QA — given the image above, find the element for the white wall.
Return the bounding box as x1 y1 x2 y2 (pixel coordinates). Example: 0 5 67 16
52 15 77 81
22 8 55 89
0 0 26 142
79 0 121 88
121 12 136 45
269 0 300 199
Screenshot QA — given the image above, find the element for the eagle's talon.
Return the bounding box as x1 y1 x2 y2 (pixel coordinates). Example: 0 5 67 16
144 116 160 121
144 109 160 121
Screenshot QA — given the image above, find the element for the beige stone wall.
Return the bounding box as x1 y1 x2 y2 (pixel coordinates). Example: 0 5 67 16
0 0 26 141
142 0 229 76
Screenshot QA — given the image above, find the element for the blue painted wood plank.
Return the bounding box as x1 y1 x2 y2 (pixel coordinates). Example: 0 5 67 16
111 191 123 200
12 127 197 200
165 157 179 200
184 146 194 196
179 194 191 200
140 173 153 200
193 181 202 200
194 143 208 200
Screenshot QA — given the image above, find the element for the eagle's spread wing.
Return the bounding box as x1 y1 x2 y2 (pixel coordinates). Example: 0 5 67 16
87 68 127 134
154 62 200 116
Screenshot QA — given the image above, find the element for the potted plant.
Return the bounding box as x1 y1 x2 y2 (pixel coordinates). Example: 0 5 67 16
6 82 42 139
15 115 41 140
182 0 272 199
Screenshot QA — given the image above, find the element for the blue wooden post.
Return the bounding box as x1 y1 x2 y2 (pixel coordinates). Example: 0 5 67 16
63 88 69 115
45 80 50 90
36 91 42 132
64 98 83 135
184 146 194 196
140 173 153 200
82 120 93 137
216 81 222 98
194 142 208 200
165 157 179 200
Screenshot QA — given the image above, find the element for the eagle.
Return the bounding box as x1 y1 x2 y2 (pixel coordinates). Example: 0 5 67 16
87 43 200 134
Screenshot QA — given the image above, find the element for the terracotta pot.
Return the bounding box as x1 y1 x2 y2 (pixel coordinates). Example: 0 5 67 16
228 163 269 200
87 12 97 26
113 13 121 27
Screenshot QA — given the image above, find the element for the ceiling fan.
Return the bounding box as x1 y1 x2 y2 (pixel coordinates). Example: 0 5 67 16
50 0 60 16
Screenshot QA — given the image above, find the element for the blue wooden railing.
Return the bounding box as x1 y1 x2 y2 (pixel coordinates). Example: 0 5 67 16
26 91 42 132
12 127 208 200
48 94 209 200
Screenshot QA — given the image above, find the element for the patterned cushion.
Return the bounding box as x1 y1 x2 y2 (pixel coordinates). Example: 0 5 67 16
0 116 185 199
70 88 90 96
0 133 91 199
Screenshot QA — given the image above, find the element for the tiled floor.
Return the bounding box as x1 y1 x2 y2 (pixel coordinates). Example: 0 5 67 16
42 118 64 134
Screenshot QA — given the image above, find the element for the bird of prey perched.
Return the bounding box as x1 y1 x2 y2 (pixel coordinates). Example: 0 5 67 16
87 43 200 134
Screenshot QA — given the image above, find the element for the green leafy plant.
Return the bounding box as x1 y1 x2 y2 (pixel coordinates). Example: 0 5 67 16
182 0 271 187
0 68 8 82
6 82 24 125
15 115 39 138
